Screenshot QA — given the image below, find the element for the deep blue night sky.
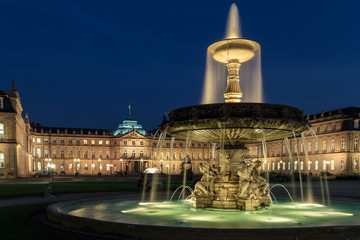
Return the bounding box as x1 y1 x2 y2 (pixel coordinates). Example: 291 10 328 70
1 0 360 130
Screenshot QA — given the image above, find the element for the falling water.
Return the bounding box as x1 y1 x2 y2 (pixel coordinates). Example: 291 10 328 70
308 126 330 205
292 131 304 202
301 132 314 202
201 52 226 104
150 127 168 202
240 50 264 103
284 138 296 199
166 137 175 199
211 143 216 164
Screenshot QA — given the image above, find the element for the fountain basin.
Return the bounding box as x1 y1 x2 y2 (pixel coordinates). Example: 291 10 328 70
47 196 360 240
160 103 307 143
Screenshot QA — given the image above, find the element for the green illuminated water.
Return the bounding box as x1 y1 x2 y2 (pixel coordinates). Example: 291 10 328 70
63 199 360 229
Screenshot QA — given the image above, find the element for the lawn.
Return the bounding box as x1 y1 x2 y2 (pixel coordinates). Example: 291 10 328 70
0 202 84 240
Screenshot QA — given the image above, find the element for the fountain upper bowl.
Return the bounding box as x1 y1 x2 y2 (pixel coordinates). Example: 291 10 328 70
208 38 260 63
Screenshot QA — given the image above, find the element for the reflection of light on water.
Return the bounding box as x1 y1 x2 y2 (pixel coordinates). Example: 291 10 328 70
262 217 292 223
328 212 354 216
188 216 212 221
297 203 324 207
138 202 154 206
121 207 145 213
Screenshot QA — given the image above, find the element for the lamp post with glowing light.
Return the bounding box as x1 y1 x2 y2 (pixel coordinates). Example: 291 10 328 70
98 158 101 176
120 159 123 174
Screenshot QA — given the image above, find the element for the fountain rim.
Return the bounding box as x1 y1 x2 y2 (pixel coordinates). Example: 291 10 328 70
46 196 360 240
207 37 261 52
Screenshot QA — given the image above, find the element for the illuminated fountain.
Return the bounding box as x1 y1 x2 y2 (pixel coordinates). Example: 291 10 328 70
47 4 360 239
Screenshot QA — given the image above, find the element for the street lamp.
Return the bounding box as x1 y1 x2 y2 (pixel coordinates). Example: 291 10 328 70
120 159 123 173
98 158 101 176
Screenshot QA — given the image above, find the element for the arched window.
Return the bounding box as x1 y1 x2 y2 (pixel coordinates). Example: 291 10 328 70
0 123 4 139
37 162 41 170
323 140 327 152
131 150 135 158
124 150 127 158
300 143 304 153
331 139 335 152
0 153 4 168
355 138 359 151
331 160 335 170
294 161 298 170
300 161 304 170
37 148 41 158
341 138 346 151
140 151 144 158
315 160 319 170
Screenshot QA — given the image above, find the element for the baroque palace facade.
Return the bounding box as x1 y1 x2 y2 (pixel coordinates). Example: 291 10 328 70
0 83 360 178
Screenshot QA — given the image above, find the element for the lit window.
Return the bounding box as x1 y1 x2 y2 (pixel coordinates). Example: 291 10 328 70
0 153 4 168
91 163 95 168
99 140 103 145
37 138 41 143
69 163 72 170
272 161 275 170
0 123 4 139
91 140 95 145
84 139 88 144
315 160 319 170
331 160 335 170
106 141 110 145
341 138 345 151
282 162 286 170
277 162 280 170
300 161 304 170
294 161 298 170
84 164 88 170
37 148 41 158
355 138 359 151
37 162 41 171
308 161 311 170
323 160 326 170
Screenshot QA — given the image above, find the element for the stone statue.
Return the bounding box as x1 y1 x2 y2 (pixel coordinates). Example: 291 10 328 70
251 160 269 196
237 161 253 199
193 162 217 198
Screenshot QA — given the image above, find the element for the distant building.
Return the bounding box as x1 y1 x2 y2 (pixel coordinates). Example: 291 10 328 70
0 82 359 178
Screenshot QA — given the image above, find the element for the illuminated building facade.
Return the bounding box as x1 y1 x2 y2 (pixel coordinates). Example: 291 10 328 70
0 83 359 178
